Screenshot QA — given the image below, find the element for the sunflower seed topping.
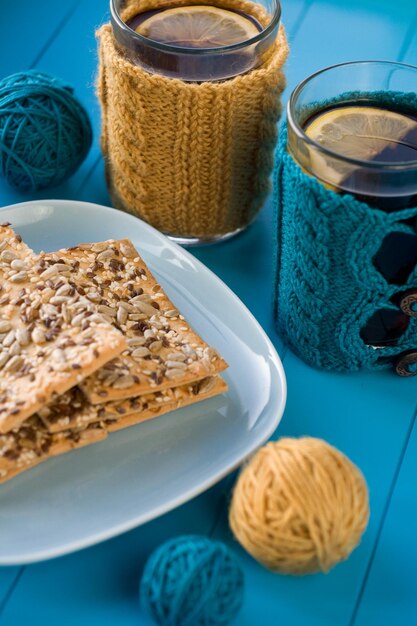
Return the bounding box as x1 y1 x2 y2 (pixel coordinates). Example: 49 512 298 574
31 327 46 344
39 265 60 279
111 375 136 389
16 327 30 346
97 249 115 261
71 312 86 327
4 355 23 372
131 347 150 359
36 237 227 404
165 368 186 379
0 352 9 369
149 340 162 353
52 348 66 363
166 360 187 369
3 330 15 347
195 377 216 394
9 271 28 283
10 259 28 271
166 352 186 362
0 225 126 435
116 306 128 325
0 231 228 482
56 284 72 297
132 300 157 317
120 242 135 258
127 337 147 347
1 250 17 263
0 321 12 334
9 341 21 356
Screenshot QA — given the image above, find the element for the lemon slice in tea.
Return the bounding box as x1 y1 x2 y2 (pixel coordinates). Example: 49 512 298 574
305 106 417 161
304 106 417 185
135 5 260 48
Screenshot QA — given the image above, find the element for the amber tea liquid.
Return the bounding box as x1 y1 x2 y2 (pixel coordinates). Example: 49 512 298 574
301 100 417 348
303 101 417 210
128 6 262 46
122 3 270 80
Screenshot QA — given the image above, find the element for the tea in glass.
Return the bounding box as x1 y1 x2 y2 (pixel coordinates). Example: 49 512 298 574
105 0 286 245
287 61 417 352
111 0 280 81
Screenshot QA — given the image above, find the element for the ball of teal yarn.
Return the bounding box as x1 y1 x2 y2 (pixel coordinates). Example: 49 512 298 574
0 71 92 192
140 535 244 626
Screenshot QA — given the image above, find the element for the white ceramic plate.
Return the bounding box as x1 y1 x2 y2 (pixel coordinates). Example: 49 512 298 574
0 200 286 565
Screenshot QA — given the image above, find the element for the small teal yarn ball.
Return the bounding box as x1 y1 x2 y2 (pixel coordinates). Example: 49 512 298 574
0 71 92 192
140 535 244 626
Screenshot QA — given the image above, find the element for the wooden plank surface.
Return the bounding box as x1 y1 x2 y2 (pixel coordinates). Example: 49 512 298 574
0 486 227 626
0 0 109 208
0 0 417 624
210 356 417 626
348 17 417 626
352 413 417 626
0 0 81 77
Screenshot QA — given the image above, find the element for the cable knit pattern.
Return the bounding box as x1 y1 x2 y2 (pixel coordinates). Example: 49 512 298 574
273 124 417 372
96 5 288 238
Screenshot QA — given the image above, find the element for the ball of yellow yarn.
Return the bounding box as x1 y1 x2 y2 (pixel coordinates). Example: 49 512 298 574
229 437 369 575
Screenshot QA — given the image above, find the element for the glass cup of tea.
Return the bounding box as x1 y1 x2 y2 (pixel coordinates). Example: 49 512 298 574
102 0 286 245
287 61 417 368
110 0 281 81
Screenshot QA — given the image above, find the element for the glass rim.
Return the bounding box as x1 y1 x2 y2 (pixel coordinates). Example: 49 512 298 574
110 0 281 55
287 59 417 170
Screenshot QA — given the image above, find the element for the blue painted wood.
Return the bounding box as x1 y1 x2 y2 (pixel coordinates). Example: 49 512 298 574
349 18 417 626
193 197 287 354
0 485 226 626
398 14 417 62
211 353 417 626
352 413 417 626
199 2 417 625
0 569 20 615
0 0 80 77
0 0 109 208
0 0 417 624
284 0 417 91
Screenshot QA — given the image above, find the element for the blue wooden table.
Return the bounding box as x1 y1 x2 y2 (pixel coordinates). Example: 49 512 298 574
1 1 417 624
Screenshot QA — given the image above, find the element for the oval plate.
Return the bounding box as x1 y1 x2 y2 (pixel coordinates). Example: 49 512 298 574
0 200 286 565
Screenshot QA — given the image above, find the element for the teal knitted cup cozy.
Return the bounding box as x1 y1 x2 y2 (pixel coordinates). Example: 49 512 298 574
273 124 417 374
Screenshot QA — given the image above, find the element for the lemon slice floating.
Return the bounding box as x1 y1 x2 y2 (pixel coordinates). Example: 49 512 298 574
304 106 417 185
305 106 417 161
135 5 260 48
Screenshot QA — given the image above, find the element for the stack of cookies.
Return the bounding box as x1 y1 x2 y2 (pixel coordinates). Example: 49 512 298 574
0 225 228 484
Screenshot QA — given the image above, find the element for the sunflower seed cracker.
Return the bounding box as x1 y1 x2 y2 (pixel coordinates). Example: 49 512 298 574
37 375 225 433
0 225 127 433
39 239 227 403
0 377 227 483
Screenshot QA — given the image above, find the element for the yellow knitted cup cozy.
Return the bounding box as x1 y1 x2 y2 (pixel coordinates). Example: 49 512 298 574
97 4 288 238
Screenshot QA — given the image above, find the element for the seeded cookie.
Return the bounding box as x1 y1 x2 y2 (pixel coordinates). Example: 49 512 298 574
0 376 227 483
0 225 126 433
40 239 228 403
38 376 225 433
